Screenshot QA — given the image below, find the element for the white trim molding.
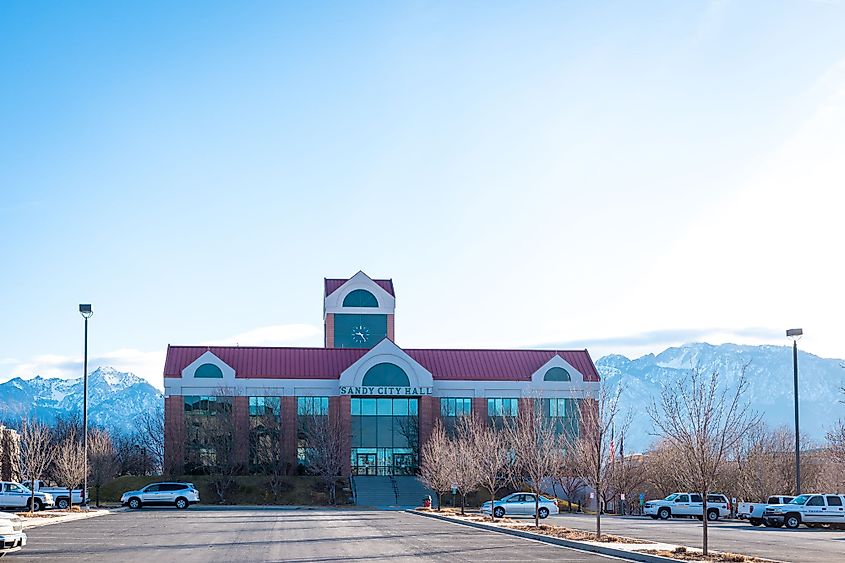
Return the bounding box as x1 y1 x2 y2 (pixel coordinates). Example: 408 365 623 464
338 338 433 389
324 271 396 316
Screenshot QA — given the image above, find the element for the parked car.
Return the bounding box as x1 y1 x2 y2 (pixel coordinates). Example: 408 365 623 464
737 495 794 526
644 493 730 521
0 482 54 512
762 494 845 529
480 493 560 519
21 480 87 510
0 511 26 557
121 482 200 510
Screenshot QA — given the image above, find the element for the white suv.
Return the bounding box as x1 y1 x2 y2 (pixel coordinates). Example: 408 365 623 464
644 493 730 521
121 482 200 510
762 494 845 529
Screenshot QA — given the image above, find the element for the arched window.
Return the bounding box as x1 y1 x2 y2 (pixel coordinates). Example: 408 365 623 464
544 367 571 382
195 363 224 379
342 289 378 307
362 363 410 387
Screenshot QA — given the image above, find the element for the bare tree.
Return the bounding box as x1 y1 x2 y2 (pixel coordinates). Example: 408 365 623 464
470 415 510 521
51 431 86 511
828 420 845 464
451 416 482 514
184 392 239 503
507 400 566 527
642 440 686 499
88 429 119 507
554 474 587 512
419 420 454 510
572 385 621 538
648 364 759 556
299 412 345 505
136 406 164 473
605 437 646 515
19 419 53 512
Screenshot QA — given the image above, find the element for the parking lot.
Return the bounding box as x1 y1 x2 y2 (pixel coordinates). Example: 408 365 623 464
14 507 610 562
548 512 845 563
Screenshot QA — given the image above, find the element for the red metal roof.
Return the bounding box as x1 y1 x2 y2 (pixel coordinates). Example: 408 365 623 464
164 345 600 382
324 278 395 297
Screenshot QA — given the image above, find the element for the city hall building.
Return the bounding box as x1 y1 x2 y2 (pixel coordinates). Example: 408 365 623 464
163 272 600 476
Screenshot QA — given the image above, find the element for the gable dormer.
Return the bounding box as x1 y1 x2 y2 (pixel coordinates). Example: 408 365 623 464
324 271 396 348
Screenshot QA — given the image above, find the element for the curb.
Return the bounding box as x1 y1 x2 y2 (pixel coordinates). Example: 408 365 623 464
407 510 680 563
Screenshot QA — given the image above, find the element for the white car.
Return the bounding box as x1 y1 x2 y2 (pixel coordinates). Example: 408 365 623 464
0 482 54 512
737 495 794 526
762 494 845 529
480 493 560 519
22 480 87 510
121 482 200 510
644 493 730 521
0 511 26 557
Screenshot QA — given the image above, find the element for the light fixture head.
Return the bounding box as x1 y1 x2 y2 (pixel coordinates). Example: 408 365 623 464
786 328 803 339
79 304 93 319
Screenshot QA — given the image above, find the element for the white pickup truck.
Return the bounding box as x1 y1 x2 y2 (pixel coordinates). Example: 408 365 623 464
737 495 794 526
0 511 26 557
762 493 845 529
22 480 88 510
0 482 54 512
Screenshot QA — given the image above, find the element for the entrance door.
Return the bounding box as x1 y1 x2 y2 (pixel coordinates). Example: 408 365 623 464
356 453 377 476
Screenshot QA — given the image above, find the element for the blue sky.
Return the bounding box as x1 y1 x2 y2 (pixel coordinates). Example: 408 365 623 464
2 1 844 387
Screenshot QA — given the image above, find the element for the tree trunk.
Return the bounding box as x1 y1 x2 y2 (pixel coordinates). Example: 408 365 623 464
461 493 466 515
534 493 540 528
702 496 709 555
437 492 442 511
68 486 73 511
96 485 100 508
29 482 36 513
491 490 496 521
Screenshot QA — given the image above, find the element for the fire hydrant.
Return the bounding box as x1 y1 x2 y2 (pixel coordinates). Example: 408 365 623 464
423 495 432 509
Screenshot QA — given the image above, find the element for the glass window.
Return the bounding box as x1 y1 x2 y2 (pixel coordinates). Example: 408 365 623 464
393 398 409 416
249 397 281 417
543 367 571 382
362 363 410 387
195 363 224 378
676 495 689 503
826 496 843 506
488 398 518 417
548 398 567 417
144 484 161 492
690 494 702 503
361 398 377 416
342 289 379 307
184 395 229 415
351 398 361 416
807 496 825 506
297 396 329 416
441 398 472 417
377 398 393 416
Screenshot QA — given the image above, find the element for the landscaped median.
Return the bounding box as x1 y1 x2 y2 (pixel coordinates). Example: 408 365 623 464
15 507 120 530
409 508 783 563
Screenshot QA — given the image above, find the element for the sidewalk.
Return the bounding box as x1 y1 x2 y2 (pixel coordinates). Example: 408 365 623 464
17 508 121 529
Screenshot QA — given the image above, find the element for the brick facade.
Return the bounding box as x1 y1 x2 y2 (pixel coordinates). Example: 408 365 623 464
233 396 249 468
418 396 437 447
387 314 394 341
324 313 334 347
164 395 185 475
280 396 298 474
472 397 488 422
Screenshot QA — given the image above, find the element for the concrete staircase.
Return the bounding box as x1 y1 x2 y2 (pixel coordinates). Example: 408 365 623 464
352 475 435 509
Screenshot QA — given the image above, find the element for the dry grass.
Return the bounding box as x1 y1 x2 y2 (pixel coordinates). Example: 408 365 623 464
15 507 90 518
640 547 778 562
415 509 648 544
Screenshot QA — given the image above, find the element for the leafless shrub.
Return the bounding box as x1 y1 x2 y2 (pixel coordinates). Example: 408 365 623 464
51 430 85 510
451 416 482 514
506 400 566 527
648 363 759 556
572 384 622 538
299 411 345 504
19 419 53 512
136 406 164 473
88 429 119 507
470 415 510 521
419 420 455 510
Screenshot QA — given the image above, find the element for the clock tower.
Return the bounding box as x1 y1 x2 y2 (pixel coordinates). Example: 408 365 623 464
324 272 396 348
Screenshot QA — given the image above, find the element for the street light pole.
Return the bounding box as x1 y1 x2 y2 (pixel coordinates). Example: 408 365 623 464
786 328 803 496
79 304 93 508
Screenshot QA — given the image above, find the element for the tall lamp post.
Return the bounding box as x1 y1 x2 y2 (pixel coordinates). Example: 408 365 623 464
786 328 803 495
79 304 93 508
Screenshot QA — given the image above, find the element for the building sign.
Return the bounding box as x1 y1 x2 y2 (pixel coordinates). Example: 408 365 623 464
339 386 433 396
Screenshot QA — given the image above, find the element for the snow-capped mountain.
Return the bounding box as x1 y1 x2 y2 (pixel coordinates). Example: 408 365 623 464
0 367 162 435
598 343 845 453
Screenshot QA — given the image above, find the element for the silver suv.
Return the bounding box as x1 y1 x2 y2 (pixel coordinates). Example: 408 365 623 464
121 482 200 510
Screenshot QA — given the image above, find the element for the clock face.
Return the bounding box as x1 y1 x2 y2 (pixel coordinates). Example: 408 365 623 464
351 325 370 345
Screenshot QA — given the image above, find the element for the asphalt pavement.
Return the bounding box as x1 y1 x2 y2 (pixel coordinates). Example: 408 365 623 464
548 512 843 563
13 508 613 562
